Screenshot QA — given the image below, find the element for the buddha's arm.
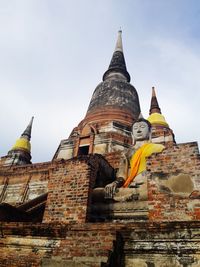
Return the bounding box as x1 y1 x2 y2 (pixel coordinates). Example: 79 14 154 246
105 150 130 198
116 150 129 181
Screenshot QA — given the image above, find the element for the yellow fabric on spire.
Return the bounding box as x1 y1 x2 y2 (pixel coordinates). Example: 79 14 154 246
123 143 165 188
12 137 31 152
147 113 169 127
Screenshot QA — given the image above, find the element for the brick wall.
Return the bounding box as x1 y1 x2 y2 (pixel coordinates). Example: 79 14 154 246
43 154 114 224
43 157 91 224
0 154 114 223
122 221 200 267
147 142 200 221
105 151 123 171
0 222 120 267
0 221 200 267
0 162 50 205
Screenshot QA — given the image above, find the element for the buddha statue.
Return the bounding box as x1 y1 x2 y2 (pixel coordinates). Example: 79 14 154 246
93 115 165 202
106 116 165 201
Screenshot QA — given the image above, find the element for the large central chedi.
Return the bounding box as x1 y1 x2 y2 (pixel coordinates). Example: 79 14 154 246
54 31 173 161
86 30 139 122
0 31 200 267
54 31 141 160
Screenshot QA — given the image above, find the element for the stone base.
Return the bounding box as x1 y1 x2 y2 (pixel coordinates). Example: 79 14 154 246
90 200 148 222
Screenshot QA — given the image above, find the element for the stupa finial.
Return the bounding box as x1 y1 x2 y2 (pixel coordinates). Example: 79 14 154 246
149 87 161 115
103 30 130 82
115 29 123 52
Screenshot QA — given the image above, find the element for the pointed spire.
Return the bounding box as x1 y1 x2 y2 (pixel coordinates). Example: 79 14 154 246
149 87 161 115
21 116 34 141
5 117 34 166
148 88 169 127
103 30 130 82
11 116 34 153
115 30 123 52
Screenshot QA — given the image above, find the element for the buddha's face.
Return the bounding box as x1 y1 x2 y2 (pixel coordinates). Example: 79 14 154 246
132 121 150 141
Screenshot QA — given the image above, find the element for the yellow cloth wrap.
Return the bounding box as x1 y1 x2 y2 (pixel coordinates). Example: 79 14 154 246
147 113 169 127
12 137 31 152
123 143 165 188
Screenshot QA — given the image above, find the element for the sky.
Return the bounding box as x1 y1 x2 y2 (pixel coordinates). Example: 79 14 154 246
0 0 200 163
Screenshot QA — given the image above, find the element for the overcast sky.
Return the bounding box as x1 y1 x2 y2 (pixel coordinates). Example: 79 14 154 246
0 0 199 163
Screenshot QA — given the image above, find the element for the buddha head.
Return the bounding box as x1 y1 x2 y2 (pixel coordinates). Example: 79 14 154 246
132 117 151 141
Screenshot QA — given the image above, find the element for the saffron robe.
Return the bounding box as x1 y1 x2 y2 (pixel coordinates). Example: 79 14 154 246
123 143 165 188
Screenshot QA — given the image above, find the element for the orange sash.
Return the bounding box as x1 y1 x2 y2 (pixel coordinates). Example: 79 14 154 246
123 143 164 188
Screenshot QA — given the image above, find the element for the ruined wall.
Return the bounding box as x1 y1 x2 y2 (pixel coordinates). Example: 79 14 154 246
43 154 114 224
0 162 50 205
0 154 114 223
0 221 200 267
9 141 198 223
123 221 200 267
104 151 123 170
0 223 119 267
0 143 200 266
55 120 133 161
43 157 92 224
147 142 200 221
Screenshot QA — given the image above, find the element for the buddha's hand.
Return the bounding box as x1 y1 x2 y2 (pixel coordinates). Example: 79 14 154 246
105 182 118 199
104 177 125 199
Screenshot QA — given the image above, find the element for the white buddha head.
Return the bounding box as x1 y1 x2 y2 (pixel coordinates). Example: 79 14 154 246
132 117 151 141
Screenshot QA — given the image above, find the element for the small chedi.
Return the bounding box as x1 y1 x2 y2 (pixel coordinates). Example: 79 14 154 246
0 31 200 267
